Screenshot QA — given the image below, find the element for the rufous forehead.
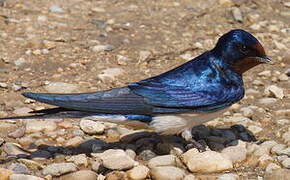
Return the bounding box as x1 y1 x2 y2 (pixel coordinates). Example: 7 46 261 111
252 43 266 56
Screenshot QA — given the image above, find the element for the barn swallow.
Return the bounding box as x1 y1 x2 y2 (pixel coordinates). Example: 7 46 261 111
9 29 271 145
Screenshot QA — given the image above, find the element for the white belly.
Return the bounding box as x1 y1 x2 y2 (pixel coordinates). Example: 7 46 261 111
150 109 227 135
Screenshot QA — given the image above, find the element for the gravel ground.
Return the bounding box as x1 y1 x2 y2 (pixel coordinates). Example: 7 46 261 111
0 0 290 179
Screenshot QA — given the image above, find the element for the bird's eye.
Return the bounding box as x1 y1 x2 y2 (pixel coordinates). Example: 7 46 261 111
239 45 249 54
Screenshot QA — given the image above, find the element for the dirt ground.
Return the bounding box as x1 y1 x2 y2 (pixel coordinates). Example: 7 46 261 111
0 0 290 179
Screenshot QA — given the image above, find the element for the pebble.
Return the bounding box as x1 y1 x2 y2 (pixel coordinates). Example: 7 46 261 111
264 85 284 99
271 144 286 155
14 57 26 66
150 166 185 180
139 51 151 62
66 154 88 167
218 0 234 6
232 7 243 22
264 169 290 179
3 143 30 156
26 120 57 133
106 171 127 180
7 163 29 174
9 174 44 180
18 159 43 170
278 74 289 81
97 68 124 81
148 155 179 168
258 154 273 168
217 173 239 180
126 165 149 180
0 82 8 88
182 149 233 173
221 145 247 163
253 141 277 157
56 170 97 180
248 125 263 134
183 174 197 180
91 159 102 173
65 136 84 147
80 120 105 134
258 70 271 77
42 163 77 176
282 131 290 144
282 158 290 168
90 45 115 52
8 127 25 138
240 107 254 118
0 168 14 180
265 163 281 172
92 149 136 170
49 5 64 13
44 82 78 93
258 98 277 104
138 149 157 161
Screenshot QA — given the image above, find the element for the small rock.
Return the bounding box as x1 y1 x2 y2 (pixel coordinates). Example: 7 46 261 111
182 150 233 173
183 174 197 180
265 163 281 172
42 163 77 176
232 7 243 22
0 168 14 180
278 147 290 156
18 159 43 170
278 74 289 81
91 159 102 173
219 0 234 6
65 136 84 147
139 51 151 62
264 85 284 99
248 125 263 134
9 174 44 180
240 107 254 118
3 143 30 156
282 131 290 144
92 149 136 170
253 141 277 157
49 5 64 13
7 163 29 174
8 127 25 138
45 82 78 93
271 144 286 155
282 158 290 168
106 171 127 180
26 120 57 133
258 154 273 168
221 145 247 163
0 82 8 88
90 45 115 52
148 155 179 168
258 70 271 77
127 165 149 180
56 170 97 180
91 7 106 13
97 68 124 81
13 107 32 115
138 149 157 161
80 120 105 134
14 58 26 66
264 169 290 180
66 154 88 167
217 173 239 180
150 166 185 180
284 2 290 7
258 98 277 104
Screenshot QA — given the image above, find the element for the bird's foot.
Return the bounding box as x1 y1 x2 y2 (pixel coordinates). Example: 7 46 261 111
181 128 207 152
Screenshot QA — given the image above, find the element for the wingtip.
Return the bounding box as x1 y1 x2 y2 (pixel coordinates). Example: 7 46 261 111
22 92 34 98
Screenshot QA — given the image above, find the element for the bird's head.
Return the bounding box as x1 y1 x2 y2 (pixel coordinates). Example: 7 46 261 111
212 29 271 74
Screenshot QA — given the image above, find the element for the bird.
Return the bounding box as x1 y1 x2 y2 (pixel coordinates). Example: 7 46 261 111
6 29 271 148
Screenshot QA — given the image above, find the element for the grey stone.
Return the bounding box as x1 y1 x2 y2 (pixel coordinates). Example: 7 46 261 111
42 163 77 176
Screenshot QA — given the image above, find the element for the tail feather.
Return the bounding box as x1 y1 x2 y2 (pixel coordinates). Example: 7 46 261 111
22 88 153 115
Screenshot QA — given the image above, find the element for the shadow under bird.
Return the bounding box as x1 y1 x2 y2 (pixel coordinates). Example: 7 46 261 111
4 29 271 146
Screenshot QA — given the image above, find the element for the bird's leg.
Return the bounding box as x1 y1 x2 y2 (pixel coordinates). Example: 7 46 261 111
181 128 206 152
